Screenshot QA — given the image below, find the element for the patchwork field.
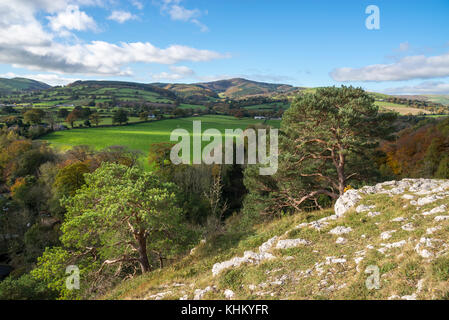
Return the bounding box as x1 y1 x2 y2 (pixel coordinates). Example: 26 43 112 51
42 115 281 166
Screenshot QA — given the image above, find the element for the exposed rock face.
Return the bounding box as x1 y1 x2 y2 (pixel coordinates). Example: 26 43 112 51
161 178 449 301
334 190 361 217
224 289 235 299
194 286 216 300
211 236 279 276
276 239 311 249
334 179 449 217
329 226 352 235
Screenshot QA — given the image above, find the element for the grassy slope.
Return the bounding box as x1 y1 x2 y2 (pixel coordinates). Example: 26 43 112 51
108 181 449 300
42 116 281 167
374 101 432 115
155 78 298 100
2 81 176 106
426 95 449 106
0 77 50 94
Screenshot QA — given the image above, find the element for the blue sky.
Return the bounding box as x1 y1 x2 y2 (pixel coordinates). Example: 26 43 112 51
1 0 448 94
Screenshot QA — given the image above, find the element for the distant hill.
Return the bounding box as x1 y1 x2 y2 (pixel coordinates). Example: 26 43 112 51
68 80 177 100
152 82 219 102
0 77 51 95
153 78 300 100
393 95 449 107
196 78 298 98
0 80 177 107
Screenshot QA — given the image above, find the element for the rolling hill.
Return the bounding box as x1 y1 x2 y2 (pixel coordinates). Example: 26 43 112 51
153 78 300 100
0 77 51 95
1 80 177 107
152 83 219 102
1 77 448 116
196 78 298 98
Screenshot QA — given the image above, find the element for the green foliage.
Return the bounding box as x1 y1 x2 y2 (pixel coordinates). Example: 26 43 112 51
11 175 46 211
53 162 89 198
23 109 45 125
112 109 128 125
31 247 97 299
59 163 198 278
24 223 60 264
13 145 55 180
0 273 57 300
243 86 396 217
435 156 449 179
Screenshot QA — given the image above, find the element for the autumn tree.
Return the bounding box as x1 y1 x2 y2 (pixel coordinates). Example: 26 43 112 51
23 109 45 125
89 112 101 126
139 111 149 120
65 111 78 128
53 162 90 197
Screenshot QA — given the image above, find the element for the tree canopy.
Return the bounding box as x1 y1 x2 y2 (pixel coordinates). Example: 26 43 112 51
243 86 397 215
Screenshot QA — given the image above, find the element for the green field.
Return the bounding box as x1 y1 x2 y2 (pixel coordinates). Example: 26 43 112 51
179 103 207 110
42 115 281 167
243 102 289 111
374 101 431 115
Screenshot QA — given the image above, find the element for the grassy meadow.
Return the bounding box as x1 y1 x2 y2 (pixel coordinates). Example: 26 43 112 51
42 115 281 166
374 101 432 115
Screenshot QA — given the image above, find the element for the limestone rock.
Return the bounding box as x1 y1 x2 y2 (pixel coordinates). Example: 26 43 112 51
329 226 353 235
334 189 362 217
276 238 310 249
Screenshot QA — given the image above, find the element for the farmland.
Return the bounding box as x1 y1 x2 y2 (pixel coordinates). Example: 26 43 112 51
374 101 433 115
0 80 177 107
42 115 281 166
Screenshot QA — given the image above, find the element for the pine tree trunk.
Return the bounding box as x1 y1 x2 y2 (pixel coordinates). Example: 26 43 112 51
136 234 151 273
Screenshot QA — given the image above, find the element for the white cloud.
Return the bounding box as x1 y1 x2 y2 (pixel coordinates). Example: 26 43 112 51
330 51 449 82
168 5 200 21
130 0 143 10
107 10 138 23
47 5 97 32
384 81 449 95
191 19 209 33
159 0 208 32
398 42 410 52
169 65 195 75
151 65 195 80
0 41 226 76
0 0 226 76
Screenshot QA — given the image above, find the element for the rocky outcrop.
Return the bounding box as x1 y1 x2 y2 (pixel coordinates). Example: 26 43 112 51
140 178 449 300
334 179 449 217
211 236 278 276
